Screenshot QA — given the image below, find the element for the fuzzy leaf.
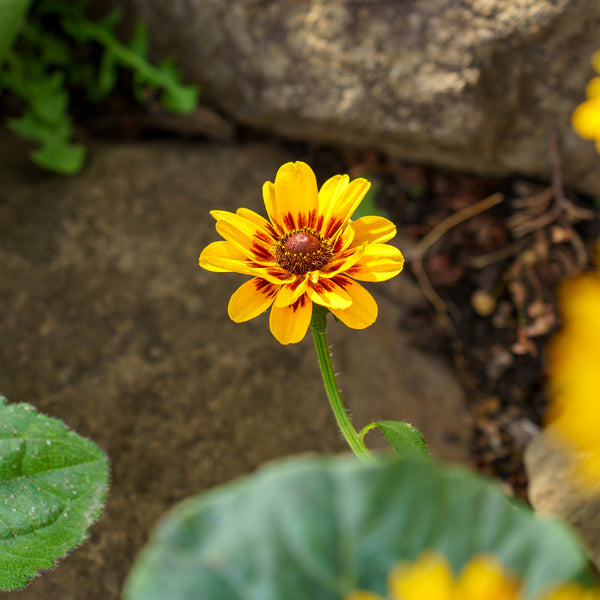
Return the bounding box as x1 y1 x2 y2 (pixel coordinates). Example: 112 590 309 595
0 397 109 590
372 420 430 459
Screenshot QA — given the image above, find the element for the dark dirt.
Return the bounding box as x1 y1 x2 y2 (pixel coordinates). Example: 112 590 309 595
342 150 600 498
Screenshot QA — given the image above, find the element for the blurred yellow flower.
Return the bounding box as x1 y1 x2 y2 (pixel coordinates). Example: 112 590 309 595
572 50 600 152
547 271 600 485
345 552 600 600
199 161 404 344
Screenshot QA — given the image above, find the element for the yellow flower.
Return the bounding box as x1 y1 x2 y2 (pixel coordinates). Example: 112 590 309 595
345 552 600 600
546 271 600 485
572 50 600 152
199 161 404 344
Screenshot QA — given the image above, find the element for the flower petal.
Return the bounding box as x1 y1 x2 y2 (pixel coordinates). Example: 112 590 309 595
572 96 600 140
307 275 353 309
228 278 278 322
319 175 371 240
262 180 284 237
271 161 320 232
199 241 254 274
587 76 600 99
236 207 279 239
345 244 405 282
212 210 275 263
388 553 454 600
329 278 378 329
269 294 313 344
345 593 384 600
352 215 397 245
274 275 309 307
321 243 366 278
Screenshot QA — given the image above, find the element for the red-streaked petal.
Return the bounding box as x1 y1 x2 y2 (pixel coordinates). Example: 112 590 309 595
250 264 297 285
228 277 278 322
215 219 274 264
262 180 284 237
274 275 309 307
199 241 254 274
307 276 353 309
352 216 397 245
320 243 366 278
319 176 370 241
345 244 405 282
236 207 279 239
335 221 355 253
212 209 275 250
329 278 378 329
269 294 313 344
273 162 319 232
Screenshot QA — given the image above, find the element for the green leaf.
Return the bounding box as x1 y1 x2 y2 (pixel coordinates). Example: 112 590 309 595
124 455 591 600
129 23 149 58
0 0 31 66
0 396 109 591
31 138 86 175
95 49 118 100
368 420 430 459
160 84 200 114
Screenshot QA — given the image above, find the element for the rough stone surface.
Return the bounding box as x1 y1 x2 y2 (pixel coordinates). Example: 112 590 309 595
0 137 470 599
525 428 600 571
111 0 600 194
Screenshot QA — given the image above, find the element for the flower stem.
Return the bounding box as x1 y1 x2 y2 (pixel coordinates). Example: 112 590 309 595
310 305 374 462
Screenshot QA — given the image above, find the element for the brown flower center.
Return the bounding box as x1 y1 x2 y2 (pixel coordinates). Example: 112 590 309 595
275 229 333 275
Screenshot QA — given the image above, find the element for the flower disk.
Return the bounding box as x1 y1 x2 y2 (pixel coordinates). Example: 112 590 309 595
275 229 333 275
198 160 405 344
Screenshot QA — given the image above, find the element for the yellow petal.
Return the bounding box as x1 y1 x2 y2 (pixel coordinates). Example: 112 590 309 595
541 582 600 600
272 161 319 232
352 215 397 245
388 553 454 600
269 294 313 344
587 76 600 99
307 275 353 309
318 174 350 235
345 244 405 282
344 593 385 600
319 176 371 241
572 97 600 140
199 241 253 274
228 277 278 322
592 49 600 74
236 207 279 238
212 210 275 263
262 180 284 237
329 278 378 329
321 244 366 279
456 556 520 600
274 275 308 307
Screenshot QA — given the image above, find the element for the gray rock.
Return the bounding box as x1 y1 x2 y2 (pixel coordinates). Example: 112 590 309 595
111 0 600 194
525 428 600 571
0 137 469 599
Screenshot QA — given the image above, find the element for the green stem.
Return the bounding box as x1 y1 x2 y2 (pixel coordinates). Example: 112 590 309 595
310 305 374 462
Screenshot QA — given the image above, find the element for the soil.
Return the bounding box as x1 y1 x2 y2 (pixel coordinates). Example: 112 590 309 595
1 99 599 600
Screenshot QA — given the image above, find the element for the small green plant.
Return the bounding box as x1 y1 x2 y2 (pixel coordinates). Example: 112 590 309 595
0 0 199 174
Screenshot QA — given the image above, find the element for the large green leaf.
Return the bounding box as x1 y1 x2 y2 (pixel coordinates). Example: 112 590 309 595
0 397 109 590
0 0 31 66
124 455 591 600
